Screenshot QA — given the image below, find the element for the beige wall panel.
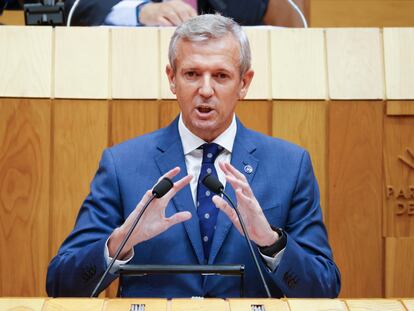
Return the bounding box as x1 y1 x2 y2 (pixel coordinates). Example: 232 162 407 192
159 100 180 128
104 298 167 311
171 299 228 311
387 101 414 116
287 299 347 310
54 28 109 99
51 100 108 255
228 298 289 311
311 1 414 28
0 99 51 296
43 298 105 311
345 299 405 310
326 28 384 99
111 28 159 99
0 298 46 310
243 27 270 100
329 101 383 297
0 27 52 97
160 28 176 100
383 114 414 237
385 238 414 297
271 29 327 100
111 100 160 145
383 28 414 100
236 100 272 135
272 101 327 218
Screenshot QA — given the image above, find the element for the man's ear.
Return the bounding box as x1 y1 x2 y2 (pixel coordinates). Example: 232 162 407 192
238 69 254 99
166 64 176 94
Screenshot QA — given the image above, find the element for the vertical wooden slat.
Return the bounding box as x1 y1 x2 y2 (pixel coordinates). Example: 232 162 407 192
54 28 110 99
160 28 176 100
328 101 383 297
236 101 272 136
0 27 52 98
270 28 327 100
272 101 328 218
159 101 180 128
326 28 384 100
243 28 270 100
111 28 159 99
383 28 414 100
51 100 109 256
385 237 414 297
0 98 51 296
111 100 160 146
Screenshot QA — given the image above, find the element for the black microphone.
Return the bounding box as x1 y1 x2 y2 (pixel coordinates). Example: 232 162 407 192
202 174 272 298
90 177 174 297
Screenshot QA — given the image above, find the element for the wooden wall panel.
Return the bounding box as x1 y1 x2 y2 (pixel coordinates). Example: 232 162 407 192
111 100 160 145
385 238 414 297
236 101 272 136
270 29 327 100
159 100 180 128
311 1 414 27
54 28 109 99
243 28 270 100
387 101 414 116
326 28 384 100
0 98 51 296
160 28 176 100
0 27 52 98
272 101 327 218
328 101 383 297
383 28 414 100
383 113 414 237
111 28 159 99
51 100 108 255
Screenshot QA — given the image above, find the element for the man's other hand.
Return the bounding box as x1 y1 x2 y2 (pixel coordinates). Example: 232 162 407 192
139 0 197 26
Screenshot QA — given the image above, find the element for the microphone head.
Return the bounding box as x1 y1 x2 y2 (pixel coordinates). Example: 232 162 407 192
152 177 174 198
202 174 224 194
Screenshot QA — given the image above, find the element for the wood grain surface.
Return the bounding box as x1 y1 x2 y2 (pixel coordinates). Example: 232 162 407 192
328 101 384 297
0 98 51 296
345 299 405 310
287 298 347 310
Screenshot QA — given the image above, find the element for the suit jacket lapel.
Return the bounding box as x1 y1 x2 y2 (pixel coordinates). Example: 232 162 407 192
208 120 259 264
154 118 205 264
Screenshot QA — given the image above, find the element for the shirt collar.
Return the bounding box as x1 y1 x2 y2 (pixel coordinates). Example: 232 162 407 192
178 113 237 155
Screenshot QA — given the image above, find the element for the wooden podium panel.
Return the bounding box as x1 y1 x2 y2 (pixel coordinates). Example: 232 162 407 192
50 100 109 255
270 28 327 100
0 99 51 296
345 299 405 310
243 28 270 100
43 298 105 311
402 300 414 311
385 238 414 297
383 29 414 100
0 298 46 310
170 298 229 311
328 101 383 297
325 28 384 100
287 298 347 311
111 28 159 99
383 111 414 237
111 100 160 145
228 298 289 311
272 101 327 218
104 298 167 311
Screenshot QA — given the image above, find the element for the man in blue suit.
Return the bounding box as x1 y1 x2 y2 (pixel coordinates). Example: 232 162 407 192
47 14 340 298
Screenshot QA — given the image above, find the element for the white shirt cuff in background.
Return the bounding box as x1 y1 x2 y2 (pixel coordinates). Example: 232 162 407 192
104 237 134 274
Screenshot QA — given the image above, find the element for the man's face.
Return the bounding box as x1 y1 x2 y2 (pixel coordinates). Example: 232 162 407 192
166 34 254 142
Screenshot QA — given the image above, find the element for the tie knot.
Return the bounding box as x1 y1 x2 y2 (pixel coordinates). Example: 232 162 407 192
201 143 223 163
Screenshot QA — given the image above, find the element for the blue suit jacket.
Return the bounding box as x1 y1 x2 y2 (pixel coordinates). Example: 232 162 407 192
46 118 340 298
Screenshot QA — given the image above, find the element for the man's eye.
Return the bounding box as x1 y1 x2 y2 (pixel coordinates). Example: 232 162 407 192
216 73 228 80
185 71 197 78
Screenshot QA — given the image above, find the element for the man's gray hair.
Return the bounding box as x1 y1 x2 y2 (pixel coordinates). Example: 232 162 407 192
168 14 251 76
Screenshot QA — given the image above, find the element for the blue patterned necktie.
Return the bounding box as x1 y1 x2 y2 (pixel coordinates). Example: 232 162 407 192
196 143 223 260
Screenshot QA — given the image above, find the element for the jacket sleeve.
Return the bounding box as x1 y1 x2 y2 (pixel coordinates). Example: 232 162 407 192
269 151 341 297
64 0 123 26
46 149 124 297
213 0 269 25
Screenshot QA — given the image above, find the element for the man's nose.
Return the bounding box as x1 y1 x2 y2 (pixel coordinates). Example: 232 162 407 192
198 75 214 98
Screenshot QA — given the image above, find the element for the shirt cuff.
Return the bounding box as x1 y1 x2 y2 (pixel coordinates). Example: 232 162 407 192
104 236 134 274
103 0 149 26
260 247 286 271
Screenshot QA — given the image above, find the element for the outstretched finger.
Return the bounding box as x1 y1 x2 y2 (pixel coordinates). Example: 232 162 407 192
162 174 193 202
212 195 243 235
166 211 192 228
